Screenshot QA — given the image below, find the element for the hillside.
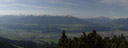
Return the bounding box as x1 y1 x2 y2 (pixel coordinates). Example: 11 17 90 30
0 37 56 48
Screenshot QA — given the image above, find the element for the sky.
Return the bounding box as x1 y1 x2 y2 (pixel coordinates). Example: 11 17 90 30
0 0 128 18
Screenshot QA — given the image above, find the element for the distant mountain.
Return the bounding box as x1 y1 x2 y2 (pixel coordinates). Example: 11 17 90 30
109 18 128 31
85 16 128 31
84 16 113 25
0 15 99 32
0 16 93 25
0 15 128 32
111 18 128 26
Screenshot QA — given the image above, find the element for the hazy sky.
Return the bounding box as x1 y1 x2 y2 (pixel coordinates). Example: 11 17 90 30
0 0 128 18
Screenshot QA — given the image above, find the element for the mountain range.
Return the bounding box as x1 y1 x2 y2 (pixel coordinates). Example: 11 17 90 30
0 15 127 32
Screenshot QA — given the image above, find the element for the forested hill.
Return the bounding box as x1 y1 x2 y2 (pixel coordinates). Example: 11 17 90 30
0 37 56 48
56 30 128 48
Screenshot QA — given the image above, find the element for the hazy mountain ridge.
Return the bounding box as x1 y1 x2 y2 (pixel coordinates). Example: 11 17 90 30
0 15 127 32
84 16 113 25
0 16 92 25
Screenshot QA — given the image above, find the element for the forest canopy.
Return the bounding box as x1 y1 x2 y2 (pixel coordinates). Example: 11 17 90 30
56 30 128 48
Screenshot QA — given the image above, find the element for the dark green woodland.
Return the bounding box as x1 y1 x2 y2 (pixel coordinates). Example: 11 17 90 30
56 30 128 48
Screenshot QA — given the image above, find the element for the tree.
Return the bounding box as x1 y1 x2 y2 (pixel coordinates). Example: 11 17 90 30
87 29 99 48
57 30 69 48
118 40 128 48
45 46 49 48
118 34 128 48
61 30 67 39
80 32 87 48
103 37 111 48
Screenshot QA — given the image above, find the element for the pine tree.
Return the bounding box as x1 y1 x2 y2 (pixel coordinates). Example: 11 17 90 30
118 40 128 48
118 34 128 48
95 35 103 48
61 30 67 39
80 32 87 48
72 37 80 48
45 46 49 48
111 35 118 48
103 37 111 48
57 30 69 48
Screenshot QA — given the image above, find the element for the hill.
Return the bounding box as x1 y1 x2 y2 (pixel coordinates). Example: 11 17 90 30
0 37 56 48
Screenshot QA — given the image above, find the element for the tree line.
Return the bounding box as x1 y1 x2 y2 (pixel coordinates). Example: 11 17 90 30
56 30 128 48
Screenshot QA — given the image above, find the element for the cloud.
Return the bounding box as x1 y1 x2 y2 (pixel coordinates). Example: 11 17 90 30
41 0 78 6
0 4 8 7
0 10 46 15
0 0 15 2
99 0 128 6
10 3 46 9
0 0 81 16
10 3 69 11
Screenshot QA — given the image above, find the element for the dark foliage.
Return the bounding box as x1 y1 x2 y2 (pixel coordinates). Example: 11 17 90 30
0 37 56 48
57 30 128 48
